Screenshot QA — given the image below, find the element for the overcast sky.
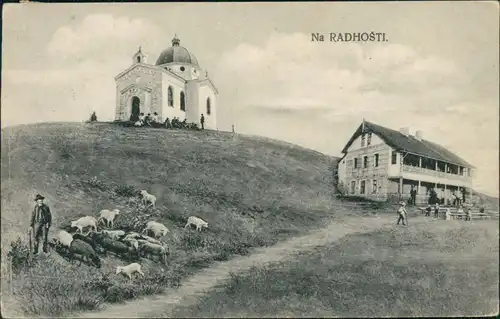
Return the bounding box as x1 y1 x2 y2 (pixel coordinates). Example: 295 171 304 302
2 2 498 196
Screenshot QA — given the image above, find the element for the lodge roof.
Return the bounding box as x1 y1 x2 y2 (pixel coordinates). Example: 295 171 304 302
341 121 475 168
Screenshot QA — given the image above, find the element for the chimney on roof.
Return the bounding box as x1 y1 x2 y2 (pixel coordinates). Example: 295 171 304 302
399 127 410 137
415 130 423 141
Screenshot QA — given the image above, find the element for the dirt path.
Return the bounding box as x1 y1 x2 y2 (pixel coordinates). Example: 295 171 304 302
77 215 399 318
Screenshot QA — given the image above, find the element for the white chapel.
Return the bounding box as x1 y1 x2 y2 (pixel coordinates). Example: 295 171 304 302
114 35 218 129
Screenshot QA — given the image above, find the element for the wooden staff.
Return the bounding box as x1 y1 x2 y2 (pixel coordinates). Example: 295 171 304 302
27 228 32 265
9 257 13 296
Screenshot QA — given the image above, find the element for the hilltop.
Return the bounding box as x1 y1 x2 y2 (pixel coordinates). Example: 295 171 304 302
1 122 345 316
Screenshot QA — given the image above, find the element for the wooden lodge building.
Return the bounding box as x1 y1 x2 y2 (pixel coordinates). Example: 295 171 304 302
337 120 475 204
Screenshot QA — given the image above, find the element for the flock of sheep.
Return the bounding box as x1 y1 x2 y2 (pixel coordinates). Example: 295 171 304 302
50 190 209 280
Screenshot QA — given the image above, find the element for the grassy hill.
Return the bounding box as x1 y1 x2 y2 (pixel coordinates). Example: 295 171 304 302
1 122 344 316
172 220 499 317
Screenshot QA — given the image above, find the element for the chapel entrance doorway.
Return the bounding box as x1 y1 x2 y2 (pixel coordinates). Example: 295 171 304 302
130 96 140 122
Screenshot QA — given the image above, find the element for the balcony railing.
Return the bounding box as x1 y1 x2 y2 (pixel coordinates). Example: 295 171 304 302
402 165 471 181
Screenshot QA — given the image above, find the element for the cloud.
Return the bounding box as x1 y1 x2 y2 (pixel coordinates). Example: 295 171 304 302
47 14 162 60
216 32 463 119
2 14 165 126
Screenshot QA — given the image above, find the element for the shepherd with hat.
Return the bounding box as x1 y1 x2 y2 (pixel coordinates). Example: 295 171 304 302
29 194 52 255
396 201 408 226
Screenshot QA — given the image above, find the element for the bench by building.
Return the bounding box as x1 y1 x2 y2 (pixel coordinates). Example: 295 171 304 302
337 120 475 204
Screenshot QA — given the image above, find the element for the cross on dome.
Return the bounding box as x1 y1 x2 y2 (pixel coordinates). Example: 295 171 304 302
172 34 180 46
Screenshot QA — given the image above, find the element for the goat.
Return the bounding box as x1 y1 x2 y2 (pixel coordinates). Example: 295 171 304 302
139 190 156 209
142 221 169 239
71 216 98 234
97 209 120 228
184 216 209 232
116 262 144 280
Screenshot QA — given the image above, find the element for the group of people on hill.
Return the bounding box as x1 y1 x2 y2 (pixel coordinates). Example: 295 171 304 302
134 112 160 127
133 113 205 130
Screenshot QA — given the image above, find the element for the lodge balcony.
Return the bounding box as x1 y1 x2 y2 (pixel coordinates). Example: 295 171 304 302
387 164 473 188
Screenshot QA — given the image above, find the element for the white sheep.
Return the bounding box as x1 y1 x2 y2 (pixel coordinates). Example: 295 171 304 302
102 229 126 240
123 232 142 241
97 209 120 228
184 216 209 232
140 190 156 209
115 262 145 280
138 242 169 264
142 221 169 239
71 216 98 234
56 230 74 248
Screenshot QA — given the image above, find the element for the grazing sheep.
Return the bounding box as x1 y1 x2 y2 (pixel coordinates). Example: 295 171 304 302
92 232 136 259
98 209 120 228
139 190 156 209
138 241 169 264
142 221 169 239
73 233 98 251
102 229 126 240
71 216 98 234
116 262 144 280
67 239 101 268
123 232 143 241
141 234 164 245
184 216 209 232
56 230 74 249
121 238 139 251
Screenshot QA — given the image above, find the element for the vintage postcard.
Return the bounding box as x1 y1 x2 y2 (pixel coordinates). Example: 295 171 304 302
1 2 498 318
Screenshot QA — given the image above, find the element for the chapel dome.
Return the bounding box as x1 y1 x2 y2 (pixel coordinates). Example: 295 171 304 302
155 35 199 67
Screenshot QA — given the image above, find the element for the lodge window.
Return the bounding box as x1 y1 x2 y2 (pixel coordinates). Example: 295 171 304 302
360 180 366 194
363 156 368 168
391 151 397 165
367 133 372 146
374 153 379 167
354 158 359 169
372 180 378 194
136 56 141 63
361 134 366 147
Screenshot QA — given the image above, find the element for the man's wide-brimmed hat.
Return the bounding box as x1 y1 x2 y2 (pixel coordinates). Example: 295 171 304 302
34 194 45 201
399 201 406 206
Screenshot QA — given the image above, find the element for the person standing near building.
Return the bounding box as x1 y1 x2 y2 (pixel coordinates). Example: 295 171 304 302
200 113 205 130
455 188 462 208
29 194 52 255
397 202 408 226
410 185 417 206
434 202 440 219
